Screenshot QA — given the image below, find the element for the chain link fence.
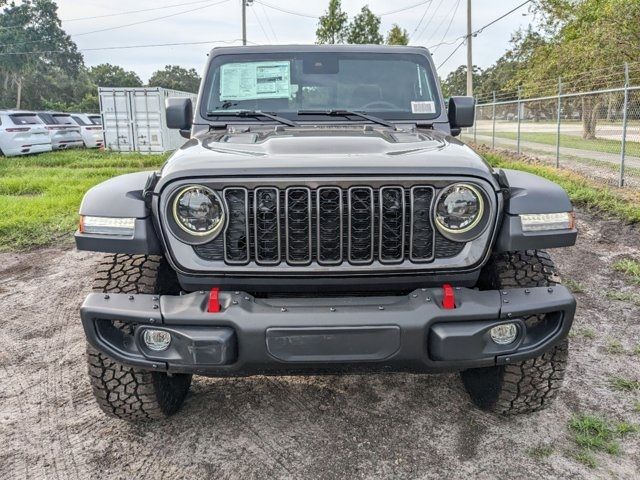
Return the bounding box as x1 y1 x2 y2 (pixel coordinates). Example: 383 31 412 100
464 64 640 188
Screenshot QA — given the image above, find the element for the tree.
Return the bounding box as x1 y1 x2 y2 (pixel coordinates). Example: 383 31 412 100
0 0 84 109
148 65 201 93
88 64 142 88
316 0 348 44
386 24 409 45
440 65 482 98
346 6 383 45
519 0 640 138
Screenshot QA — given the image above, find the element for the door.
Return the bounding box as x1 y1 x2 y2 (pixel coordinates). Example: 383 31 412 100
100 89 135 152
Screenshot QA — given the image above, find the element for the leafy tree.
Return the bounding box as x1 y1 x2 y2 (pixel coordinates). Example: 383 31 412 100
386 24 409 45
316 0 348 44
346 5 383 45
440 65 482 98
148 65 201 93
88 64 142 88
520 0 640 138
0 0 83 109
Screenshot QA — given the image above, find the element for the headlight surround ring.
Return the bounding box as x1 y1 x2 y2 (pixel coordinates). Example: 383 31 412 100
434 183 490 242
168 185 226 244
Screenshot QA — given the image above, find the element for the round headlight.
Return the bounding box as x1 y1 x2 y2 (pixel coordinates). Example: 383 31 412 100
172 185 225 237
435 183 484 234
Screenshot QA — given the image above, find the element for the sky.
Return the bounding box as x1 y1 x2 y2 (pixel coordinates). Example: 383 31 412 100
52 0 535 82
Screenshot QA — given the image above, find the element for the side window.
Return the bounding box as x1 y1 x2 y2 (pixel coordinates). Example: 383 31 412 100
72 115 87 126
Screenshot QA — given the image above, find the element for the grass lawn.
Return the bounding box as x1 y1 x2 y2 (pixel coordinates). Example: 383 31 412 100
1 147 639 252
480 148 640 223
491 131 640 157
0 149 168 251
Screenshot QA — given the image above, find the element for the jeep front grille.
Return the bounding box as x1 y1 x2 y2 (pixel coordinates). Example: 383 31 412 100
197 185 465 266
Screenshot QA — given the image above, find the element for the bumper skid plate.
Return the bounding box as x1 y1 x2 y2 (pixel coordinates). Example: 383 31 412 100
81 286 575 375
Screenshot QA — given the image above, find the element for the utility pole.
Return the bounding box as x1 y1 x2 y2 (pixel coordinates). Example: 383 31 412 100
241 0 247 45
466 0 473 96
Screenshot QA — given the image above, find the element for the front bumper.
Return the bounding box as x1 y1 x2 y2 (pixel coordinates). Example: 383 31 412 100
80 286 575 376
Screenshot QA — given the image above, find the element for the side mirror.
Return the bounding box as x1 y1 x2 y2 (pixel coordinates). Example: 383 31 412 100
166 97 193 133
448 96 475 137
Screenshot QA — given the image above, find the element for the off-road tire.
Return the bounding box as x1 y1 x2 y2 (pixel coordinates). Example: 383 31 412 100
461 250 569 415
86 254 192 421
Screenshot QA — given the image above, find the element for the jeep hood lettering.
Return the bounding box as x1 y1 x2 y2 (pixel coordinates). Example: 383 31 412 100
158 127 498 189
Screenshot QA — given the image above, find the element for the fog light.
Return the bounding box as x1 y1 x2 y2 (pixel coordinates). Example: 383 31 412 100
490 323 518 345
142 329 171 351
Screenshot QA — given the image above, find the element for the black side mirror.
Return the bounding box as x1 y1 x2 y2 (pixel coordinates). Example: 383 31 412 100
166 97 193 134
448 96 475 136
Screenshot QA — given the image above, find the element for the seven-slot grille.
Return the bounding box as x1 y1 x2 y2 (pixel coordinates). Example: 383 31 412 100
202 185 459 267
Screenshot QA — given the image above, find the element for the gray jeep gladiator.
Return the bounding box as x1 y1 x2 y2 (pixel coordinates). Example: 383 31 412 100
76 45 577 421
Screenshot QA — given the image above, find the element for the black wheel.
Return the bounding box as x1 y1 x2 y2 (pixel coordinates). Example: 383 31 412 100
86 254 192 421
461 250 569 415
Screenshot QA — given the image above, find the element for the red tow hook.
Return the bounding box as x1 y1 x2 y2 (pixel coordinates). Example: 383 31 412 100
442 284 456 309
207 287 221 313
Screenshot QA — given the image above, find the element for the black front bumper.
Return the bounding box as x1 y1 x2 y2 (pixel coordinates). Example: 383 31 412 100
80 286 575 376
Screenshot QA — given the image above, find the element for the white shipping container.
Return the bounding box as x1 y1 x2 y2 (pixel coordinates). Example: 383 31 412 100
99 87 197 153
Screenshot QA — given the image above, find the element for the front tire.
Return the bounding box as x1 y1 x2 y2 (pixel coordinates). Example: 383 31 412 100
461 250 569 414
86 254 192 421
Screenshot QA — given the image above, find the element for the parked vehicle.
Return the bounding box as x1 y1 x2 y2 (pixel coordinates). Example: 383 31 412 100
98 87 196 153
0 110 52 157
36 112 84 150
70 113 104 149
76 45 577 421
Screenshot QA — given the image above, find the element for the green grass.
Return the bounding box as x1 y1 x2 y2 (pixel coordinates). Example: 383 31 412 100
0 149 168 251
493 131 640 157
605 290 640 307
569 327 597 340
612 259 640 285
609 376 640 392
481 149 640 223
564 278 586 294
568 414 637 467
528 444 554 459
605 339 625 355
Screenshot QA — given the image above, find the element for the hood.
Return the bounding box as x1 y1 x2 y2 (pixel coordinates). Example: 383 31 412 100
158 126 498 189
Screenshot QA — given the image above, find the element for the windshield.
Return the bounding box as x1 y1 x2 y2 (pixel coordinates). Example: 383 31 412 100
203 51 441 122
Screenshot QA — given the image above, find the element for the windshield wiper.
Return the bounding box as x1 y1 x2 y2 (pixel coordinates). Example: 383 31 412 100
297 109 395 128
205 110 299 127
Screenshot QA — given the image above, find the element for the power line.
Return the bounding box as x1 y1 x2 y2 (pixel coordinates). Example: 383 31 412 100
0 0 232 49
251 5 272 44
410 1 435 39
63 0 215 23
413 0 446 43
0 0 217 31
423 0 461 47
253 0 318 19
0 39 255 56
259 3 279 42
437 39 467 69
435 0 533 70
379 0 432 16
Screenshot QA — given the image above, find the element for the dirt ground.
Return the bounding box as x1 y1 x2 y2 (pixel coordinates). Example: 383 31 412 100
1 209 639 480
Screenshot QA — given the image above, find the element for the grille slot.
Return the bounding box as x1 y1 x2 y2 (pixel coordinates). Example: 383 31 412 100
410 186 435 262
348 187 375 264
223 188 250 264
254 187 280 265
195 184 469 266
379 186 405 263
317 187 343 265
285 187 312 265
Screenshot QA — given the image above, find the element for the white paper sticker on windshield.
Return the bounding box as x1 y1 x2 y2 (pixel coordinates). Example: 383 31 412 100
411 101 435 114
220 61 291 101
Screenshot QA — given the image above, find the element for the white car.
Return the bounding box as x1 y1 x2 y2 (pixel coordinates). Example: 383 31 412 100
36 112 84 150
70 113 104 149
0 110 52 157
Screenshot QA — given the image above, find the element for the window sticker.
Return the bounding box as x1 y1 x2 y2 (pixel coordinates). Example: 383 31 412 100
220 61 291 101
411 101 436 114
